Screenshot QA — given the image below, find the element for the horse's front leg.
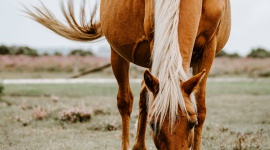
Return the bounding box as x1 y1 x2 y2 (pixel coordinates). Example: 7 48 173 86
133 81 148 150
191 36 217 150
111 49 134 150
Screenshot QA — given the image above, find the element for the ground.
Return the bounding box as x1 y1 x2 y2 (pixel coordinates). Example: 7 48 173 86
0 80 270 150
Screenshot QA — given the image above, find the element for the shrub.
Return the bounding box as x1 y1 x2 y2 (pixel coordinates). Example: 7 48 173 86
15 46 39 56
33 106 48 120
69 49 93 56
216 51 228 57
216 50 240 58
53 51 62 56
258 70 270 77
0 83 4 96
43 52 49 56
228 53 240 58
60 104 92 123
0 45 10 55
87 121 120 131
0 45 39 56
248 48 270 58
8 46 19 55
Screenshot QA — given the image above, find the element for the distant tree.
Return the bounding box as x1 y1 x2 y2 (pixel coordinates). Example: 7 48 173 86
0 45 39 56
0 45 10 55
43 52 50 56
247 48 270 58
15 46 39 56
9 46 19 55
0 83 4 96
53 51 62 56
216 51 228 57
228 53 240 58
69 49 93 56
216 50 240 58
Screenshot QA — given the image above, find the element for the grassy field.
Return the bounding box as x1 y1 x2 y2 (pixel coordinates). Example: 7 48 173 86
0 80 270 149
1 56 270 79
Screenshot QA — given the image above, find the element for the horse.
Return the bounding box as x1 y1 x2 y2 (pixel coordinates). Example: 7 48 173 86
26 0 231 149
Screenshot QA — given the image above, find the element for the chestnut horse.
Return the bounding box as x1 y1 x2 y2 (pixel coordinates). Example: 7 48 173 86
26 0 230 149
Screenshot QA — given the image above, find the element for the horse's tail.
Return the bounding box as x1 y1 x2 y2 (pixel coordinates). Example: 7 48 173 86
24 0 102 42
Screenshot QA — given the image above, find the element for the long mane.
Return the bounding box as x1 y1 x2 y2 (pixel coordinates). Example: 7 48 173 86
150 0 196 129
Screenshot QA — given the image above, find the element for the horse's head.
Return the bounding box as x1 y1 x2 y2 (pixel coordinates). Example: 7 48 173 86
144 70 205 149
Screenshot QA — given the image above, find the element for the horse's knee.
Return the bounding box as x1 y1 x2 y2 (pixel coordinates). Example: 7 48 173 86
117 91 134 116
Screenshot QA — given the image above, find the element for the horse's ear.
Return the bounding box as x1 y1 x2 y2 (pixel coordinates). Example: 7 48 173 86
144 70 159 94
182 69 206 95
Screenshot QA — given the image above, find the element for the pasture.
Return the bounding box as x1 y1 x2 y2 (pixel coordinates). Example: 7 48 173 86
0 80 270 149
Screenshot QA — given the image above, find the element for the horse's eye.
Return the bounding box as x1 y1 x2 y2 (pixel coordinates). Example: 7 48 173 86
188 119 197 129
149 122 155 131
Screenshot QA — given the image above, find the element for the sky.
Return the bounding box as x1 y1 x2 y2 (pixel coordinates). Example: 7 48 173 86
0 0 270 56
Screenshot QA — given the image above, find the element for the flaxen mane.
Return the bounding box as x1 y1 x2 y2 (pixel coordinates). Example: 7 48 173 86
150 0 197 129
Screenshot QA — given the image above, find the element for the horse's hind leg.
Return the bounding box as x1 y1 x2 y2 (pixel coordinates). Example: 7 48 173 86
133 81 148 150
111 49 134 150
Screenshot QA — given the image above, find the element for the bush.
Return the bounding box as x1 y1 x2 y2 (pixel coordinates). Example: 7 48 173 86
216 50 240 58
60 104 92 123
33 106 48 120
69 49 93 56
258 70 270 77
228 53 240 58
216 51 227 57
0 83 4 96
0 45 10 55
8 46 19 55
15 46 39 56
0 45 39 56
247 48 270 58
43 52 49 56
54 51 62 56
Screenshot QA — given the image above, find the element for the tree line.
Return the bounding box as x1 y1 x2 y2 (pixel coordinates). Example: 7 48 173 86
216 48 270 58
0 45 93 57
1 45 270 58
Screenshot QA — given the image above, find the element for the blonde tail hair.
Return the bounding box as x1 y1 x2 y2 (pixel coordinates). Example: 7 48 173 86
24 0 103 42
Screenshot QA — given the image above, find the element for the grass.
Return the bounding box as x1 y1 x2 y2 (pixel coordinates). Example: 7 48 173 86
0 80 270 149
1 56 270 78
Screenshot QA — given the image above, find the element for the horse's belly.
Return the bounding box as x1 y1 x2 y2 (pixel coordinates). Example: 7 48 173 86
100 0 152 68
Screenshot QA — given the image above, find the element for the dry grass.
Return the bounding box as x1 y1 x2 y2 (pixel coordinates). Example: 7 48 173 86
210 57 270 77
0 81 269 149
1 56 270 79
0 55 109 73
